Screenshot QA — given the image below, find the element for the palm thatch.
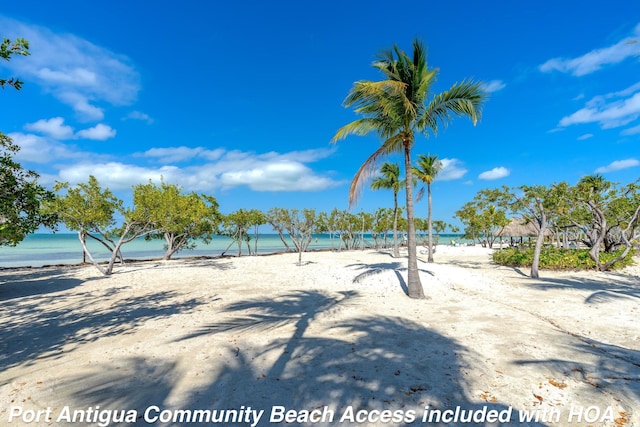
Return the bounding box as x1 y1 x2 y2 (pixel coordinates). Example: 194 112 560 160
495 217 551 237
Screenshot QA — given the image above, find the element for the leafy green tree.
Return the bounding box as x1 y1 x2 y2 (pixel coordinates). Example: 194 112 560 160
370 162 403 257
0 135 57 246
222 209 253 256
1 37 29 90
455 188 509 248
504 185 562 278
266 208 293 252
266 208 317 265
134 180 220 260
1 38 57 246
333 39 486 299
51 176 156 275
413 154 442 262
372 207 394 249
570 175 640 271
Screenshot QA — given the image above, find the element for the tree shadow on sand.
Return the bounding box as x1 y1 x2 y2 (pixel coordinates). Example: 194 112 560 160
0 277 210 374
515 334 640 419
347 262 434 296
523 272 640 303
0 267 94 301
60 290 549 426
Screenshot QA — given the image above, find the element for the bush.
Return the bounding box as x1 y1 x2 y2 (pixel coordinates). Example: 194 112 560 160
492 246 636 271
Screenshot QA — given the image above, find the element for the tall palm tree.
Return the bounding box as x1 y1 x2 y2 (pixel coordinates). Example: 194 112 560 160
371 162 403 257
332 39 486 299
413 154 442 263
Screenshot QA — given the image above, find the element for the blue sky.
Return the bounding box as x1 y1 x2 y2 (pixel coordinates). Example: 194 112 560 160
1 1 639 229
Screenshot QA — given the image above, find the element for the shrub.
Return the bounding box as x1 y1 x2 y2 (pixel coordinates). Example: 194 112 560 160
492 246 636 271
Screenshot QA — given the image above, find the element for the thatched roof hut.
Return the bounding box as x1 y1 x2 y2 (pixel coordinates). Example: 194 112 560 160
495 217 551 237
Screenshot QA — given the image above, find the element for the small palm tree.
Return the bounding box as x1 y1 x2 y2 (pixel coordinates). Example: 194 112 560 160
371 162 404 257
332 39 486 299
413 154 442 262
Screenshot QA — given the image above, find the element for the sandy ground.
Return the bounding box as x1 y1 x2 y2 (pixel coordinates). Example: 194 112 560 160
0 246 638 427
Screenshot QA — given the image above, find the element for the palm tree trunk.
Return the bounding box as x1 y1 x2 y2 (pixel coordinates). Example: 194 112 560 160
392 191 399 257
427 183 434 263
403 142 425 299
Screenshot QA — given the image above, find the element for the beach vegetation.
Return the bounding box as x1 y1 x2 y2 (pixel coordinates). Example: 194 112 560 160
455 189 509 248
1 38 57 247
463 176 639 273
221 209 265 256
50 176 157 275
266 208 317 265
413 154 443 262
370 162 403 257
0 134 57 246
493 246 636 271
332 39 487 299
562 176 640 271
491 184 564 278
134 180 221 260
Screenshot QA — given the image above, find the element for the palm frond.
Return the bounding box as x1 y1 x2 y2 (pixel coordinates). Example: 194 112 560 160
348 135 404 207
332 117 399 142
419 80 487 135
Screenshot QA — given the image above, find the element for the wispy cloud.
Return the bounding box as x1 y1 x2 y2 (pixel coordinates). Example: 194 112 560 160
621 124 640 135
482 80 506 93
124 111 154 124
539 23 640 76
478 166 510 180
0 16 140 121
24 117 116 141
594 158 639 173
577 133 594 140
436 158 468 181
558 82 640 129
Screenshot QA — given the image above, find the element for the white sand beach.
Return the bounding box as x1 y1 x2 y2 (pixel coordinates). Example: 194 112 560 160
1 246 638 426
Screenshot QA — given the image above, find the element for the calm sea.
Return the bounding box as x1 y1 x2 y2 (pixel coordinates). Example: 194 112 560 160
0 233 466 268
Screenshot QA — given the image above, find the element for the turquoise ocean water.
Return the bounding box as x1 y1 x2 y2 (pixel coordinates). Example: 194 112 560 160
0 233 467 268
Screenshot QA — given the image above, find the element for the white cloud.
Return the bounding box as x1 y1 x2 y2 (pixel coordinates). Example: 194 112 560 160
559 83 640 129
23 117 116 141
478 167 510 180
8 132 81 163
58 162 181 191
436 158 468 181
594 158 639 173
220 162 336 191
0 16 140 120
577 133 594 140
482 80 506 93
540 23 640 76
76 124 116 140
24 117 74 139
50 146 342 193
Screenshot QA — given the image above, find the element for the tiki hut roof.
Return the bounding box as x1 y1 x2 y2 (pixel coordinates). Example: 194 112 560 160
495 217 551 237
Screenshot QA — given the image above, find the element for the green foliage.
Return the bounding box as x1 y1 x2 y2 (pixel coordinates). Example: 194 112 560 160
266 208 317 265
0 37 56 246
50 176 160 275
134 180 221 259
222 208 265 256
493 246 636 271
0 134 57 246
1 37 30 90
